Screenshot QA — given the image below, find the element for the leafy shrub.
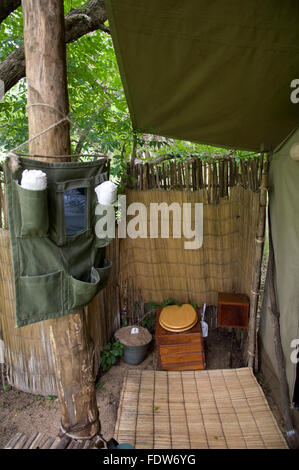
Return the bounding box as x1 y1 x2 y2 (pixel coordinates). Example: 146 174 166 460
100 340 124 372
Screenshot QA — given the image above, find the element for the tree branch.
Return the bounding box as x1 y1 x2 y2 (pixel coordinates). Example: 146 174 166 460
0 0 21 25
0 0 108 94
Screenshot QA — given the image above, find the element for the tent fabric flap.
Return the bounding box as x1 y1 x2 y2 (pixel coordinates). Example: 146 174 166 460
259 128 299 399
106 0 299 151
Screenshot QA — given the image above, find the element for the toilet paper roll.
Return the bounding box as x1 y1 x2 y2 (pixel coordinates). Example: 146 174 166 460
95 181 117 205
21 169 47 190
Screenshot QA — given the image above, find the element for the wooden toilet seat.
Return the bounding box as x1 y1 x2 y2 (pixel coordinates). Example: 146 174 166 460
159 304 198 332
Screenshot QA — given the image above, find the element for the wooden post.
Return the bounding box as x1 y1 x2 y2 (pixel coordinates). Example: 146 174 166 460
247 154 268 368
0 321 6 387
22 0 99 439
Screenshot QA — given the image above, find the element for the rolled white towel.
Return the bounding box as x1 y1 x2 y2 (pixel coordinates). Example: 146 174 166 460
95 181 117 205
21 169 47 190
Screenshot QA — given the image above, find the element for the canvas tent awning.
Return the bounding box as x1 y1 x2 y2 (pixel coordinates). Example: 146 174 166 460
106 0 299 151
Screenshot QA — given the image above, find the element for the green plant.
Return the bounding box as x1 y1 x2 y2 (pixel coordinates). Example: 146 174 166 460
46 395 57 401
140 301 159 333
96 381 107 392
161 298 182 307
141 313 156 333
100 340 124 372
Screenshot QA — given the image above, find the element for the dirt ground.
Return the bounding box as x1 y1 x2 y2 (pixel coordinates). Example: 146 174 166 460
0 331 287 449
0 348 155 449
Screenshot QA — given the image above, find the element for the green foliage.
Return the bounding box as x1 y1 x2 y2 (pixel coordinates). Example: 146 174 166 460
0 7 23 62
145 301 160 311
146 140 256 162
100 340 124 372
46 395 57 401
96 381 107 392
161 298 182 307
140 301 159 333
141 314 156 333
66 29 133 156
0 6 27 153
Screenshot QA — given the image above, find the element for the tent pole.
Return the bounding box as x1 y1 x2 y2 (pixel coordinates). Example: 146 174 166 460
268 211 299 449
21 0 100 439
247 154 268 368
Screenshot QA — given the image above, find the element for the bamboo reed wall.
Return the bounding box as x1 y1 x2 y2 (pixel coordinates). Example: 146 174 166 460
0 155 264 394
119 156 262 318
118 186 260 309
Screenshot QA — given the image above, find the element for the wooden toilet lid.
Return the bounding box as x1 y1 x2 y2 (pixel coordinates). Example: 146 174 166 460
159 304 198 332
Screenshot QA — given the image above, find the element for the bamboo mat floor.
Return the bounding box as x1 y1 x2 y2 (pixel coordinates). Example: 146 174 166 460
114 367 288 449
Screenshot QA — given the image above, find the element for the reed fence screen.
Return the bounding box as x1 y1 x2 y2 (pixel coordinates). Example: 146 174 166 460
119 186 259 310
0 156 263 394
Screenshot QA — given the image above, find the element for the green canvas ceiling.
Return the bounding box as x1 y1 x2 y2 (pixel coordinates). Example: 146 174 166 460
106 0 299 151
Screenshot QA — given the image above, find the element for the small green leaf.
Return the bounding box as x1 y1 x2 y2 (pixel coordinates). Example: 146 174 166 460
96 382 107 392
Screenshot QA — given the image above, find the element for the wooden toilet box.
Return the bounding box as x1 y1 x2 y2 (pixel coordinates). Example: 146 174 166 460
155 306 205 371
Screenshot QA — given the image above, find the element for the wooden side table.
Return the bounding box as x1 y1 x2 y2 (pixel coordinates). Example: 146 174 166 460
218 293 249 329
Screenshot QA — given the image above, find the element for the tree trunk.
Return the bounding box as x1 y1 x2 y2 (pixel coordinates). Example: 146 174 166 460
22 0 100 439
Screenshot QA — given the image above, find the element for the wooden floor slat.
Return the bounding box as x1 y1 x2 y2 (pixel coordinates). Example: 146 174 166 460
14 434 29 449
5 433 96 449
22 432 39 449
5 433 23 449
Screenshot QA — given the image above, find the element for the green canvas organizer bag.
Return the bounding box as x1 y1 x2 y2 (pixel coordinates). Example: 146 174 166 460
4 156 113 327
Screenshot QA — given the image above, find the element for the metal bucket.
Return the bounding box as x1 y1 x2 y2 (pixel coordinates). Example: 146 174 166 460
122 340 152 365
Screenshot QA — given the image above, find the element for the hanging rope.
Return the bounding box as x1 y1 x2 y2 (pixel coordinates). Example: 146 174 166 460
7 103 106 167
